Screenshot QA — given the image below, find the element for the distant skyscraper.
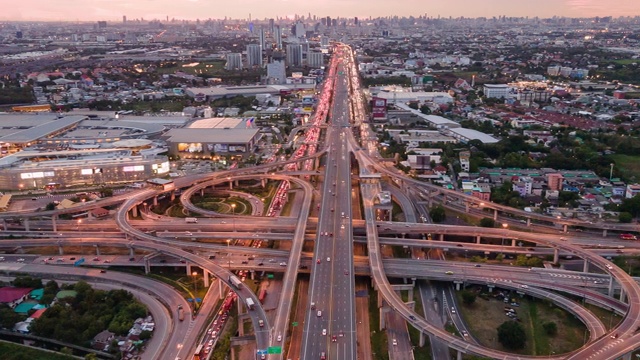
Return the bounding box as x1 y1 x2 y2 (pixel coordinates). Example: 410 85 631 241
326 16 331 27
354 17 358 26
295 22 305 39
225 53 243 70
269 18 275 34
286 44 303 67
320 36 329 47
97 21 107 29
123 15 127 24
246 44 263 67
321 17 327 26
275 26 282 49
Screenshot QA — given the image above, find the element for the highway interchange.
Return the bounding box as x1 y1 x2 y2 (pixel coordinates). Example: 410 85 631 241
2 44 640 360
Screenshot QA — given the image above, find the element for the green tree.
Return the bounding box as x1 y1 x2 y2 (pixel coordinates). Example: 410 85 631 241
461 290 477 306
85 354 99 360
429 205 446 223
12 276 43 288
0 306 23 329
497 321 527 350
139 330 152 340
543 321 558 336
99 188 114 197
619 212 633 223
60 347 73 355
496 253 505 262
479 217 495 228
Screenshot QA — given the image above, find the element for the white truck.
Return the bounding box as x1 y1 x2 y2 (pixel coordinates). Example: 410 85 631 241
185 217 198 223
246 298 255 310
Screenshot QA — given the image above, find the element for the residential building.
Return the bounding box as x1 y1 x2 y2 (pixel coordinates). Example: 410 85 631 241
225 53 242 70
459 151 470 172
267 59 286 84
626 184 640 199
547 173 563 191
246 44 263 67
286 44 303 67
307 52 324 68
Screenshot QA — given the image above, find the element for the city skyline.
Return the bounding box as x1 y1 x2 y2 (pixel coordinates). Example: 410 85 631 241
0 0 638 22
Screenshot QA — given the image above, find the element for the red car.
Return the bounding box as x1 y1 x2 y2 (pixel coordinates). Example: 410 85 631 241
317 259 321 264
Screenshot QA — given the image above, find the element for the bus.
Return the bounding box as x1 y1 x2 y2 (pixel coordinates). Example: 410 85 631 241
193 344 204 360
258 289 267 304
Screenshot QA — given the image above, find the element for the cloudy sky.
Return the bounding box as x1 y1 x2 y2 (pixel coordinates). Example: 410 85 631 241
0 0 637 21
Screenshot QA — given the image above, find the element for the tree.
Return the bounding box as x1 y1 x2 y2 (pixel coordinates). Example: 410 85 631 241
60 347 73 355
99 188 114 197
543 321 558 336
497 321 526 350
0 306 23 329
429 205 446 223
461 290 477 306
12 276 43 288
85 354 99 360
139 330 152 340
479 217 495 228
619 212 633 223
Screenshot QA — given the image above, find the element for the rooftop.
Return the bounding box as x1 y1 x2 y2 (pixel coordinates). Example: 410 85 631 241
164 128 259 144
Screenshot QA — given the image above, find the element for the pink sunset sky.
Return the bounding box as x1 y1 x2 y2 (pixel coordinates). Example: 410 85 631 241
0 0 637 21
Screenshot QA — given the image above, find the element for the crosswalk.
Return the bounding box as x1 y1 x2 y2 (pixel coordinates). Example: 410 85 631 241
586 338 624 359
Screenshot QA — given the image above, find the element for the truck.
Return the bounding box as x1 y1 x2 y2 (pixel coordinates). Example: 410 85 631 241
177 307 185 321
185 217 198 224
246 298 255 310
229 275 242 289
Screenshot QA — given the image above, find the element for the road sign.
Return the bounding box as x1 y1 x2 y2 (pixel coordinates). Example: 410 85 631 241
292 322 298 326
257 350 267 355
267 274 274 279
195 297 202 303
267 346 282 354
73 258 85 267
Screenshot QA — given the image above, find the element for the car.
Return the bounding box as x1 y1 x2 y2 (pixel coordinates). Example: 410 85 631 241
129 257 135 261
93 257 100 261
520 285 529 289
456 244 463 247
409 315 416 320
323 231 328 236
317 310 322 317
344 270 349 275
207 328 213 334
475 264 481 267
327 257 331 262
527 247 535 251
100 270 106 273
185 231 192 236
340 224 345 229
47 257 53 260
611 333 619 339
260 355 266 360
445 271 453 275
70 257 76 260
330 208 334 212
208 340 214 346
241 261 248 264
0 257 6 262
279 262 287 266
258 262 264 266
329 232 333 237
594 280 604 284
277 333 282 342
17 258 25 262
258 319 264 327
451 307 456 314
331 335 337 342
392 338 397 346
311 302 316 310
103 259 111 263
322 329 327 336
320 352 326 360
462 330 469 337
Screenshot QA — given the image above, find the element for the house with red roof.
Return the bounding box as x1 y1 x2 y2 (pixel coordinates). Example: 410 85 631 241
0 287 33 308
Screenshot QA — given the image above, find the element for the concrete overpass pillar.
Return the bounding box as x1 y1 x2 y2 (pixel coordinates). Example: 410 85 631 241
583 260 590 273
603 229 608 237
553 249 559 264
379 307 388 330
261 178 266 188
250 270 255 280
234 180 239 187
408 288 414 301
23 218 30 231
457 350 463 360
51 215 57 232
526 218 531 227
229 181 233 190
487 285 494 293
129 247 135 258
186 264 192 275
439 234 444 241
94 245 100 256
170 191 176 201
58 243 64 255
218 278 224 300
511 238 517 247
608 276 615 297
377 291 383 308
419 331 426 347
200 188 205 197
1 218 5 230
16 246 24 254
153 196 158 206
493 209 498 221
465 202 469 213
455 283 461 291
144 258 150 274
476 236 481 244
131 206 138 218
620 289 627 303
203 271 210 287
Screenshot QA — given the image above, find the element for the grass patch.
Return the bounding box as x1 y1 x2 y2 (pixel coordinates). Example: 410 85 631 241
584 303 621 330
280 192 296 217
368 288 389 360
610 154 640 181
409 288 432 360
0 341 76 360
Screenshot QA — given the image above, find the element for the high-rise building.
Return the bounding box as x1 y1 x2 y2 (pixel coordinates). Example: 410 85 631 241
274 26 282 49
258 28 265 49
307 52 324 68
267 58 286 84
246 44 263 67
286 44 303 67
295 22 305 39
326 16 331 26
547 173 563 191
97 21 107 29
269 18 275 34
354 17 359 26
123 15 127 23
225 53 243 70
320 36 329 47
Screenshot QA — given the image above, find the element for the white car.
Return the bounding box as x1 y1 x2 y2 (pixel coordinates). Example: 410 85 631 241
279 262 287 267
326 257 331 262
322 329 327 336
392 339 397 346
277 333 282 342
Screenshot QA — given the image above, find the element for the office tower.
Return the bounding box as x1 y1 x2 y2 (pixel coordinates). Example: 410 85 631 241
326 16 331 26
275 26 282 49
295 22 305 38
286 44 303 66
321 17 327 26
246 44 263 67
354 17 358 25
225 53 243 70
269 18 275 34
97 21 107 28
320 35 329 47
123 15 127 23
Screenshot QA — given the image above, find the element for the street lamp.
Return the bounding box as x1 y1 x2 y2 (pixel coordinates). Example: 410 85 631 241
502 223 508 246
231 203 236 232
226 239 231 269
191 271 198 311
